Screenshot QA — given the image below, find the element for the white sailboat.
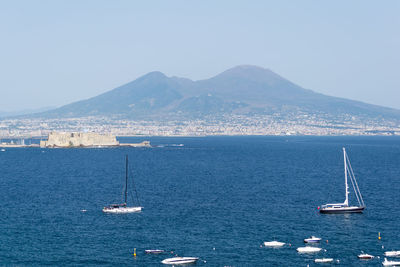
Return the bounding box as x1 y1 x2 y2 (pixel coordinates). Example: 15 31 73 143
319 148 365 214
103 155 142 214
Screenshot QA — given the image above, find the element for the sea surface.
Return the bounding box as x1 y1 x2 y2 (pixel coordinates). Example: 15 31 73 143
0 136 399 266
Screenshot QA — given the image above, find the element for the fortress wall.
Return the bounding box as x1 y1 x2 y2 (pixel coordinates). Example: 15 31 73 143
41 132 119 147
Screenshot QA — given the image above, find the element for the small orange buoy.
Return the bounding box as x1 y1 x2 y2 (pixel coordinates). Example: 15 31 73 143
326 240 329 243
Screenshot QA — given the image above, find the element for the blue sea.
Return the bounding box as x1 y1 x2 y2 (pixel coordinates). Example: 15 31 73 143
0 136 399 266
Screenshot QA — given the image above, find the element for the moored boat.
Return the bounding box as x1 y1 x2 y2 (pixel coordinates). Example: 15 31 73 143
319 148 366 214
358 253 374 259
385 251 400 257
146 249 165 254
161 257 199 265
103 155 143 214
103 204 142 213
297 246 322 253
315 258 333 263
304 236 322 243
264 241 285 247
382 258 400 266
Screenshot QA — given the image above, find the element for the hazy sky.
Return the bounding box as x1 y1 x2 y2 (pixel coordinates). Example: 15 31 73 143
1 0 399 111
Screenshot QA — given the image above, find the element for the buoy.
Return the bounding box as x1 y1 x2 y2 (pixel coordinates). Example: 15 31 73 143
133 248 136 257
379 232 381 240
326 240 329 243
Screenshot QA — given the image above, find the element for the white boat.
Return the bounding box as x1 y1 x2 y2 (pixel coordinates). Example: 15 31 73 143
161 257 199 265
304 236 322 243
385 251 400 257
264 241 285 247
297 246 322 253
319 148 366 214
145 249 165 254
382 258 400 266
103 155 143 214
315 258 333 263
358 253 374 259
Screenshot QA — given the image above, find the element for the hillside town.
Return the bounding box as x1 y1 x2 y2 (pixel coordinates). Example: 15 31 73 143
0 113 399 138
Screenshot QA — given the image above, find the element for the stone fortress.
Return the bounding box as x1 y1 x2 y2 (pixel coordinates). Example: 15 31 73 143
40 132 119 147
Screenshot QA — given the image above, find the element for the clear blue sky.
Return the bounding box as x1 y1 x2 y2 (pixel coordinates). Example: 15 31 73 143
1 0 399 111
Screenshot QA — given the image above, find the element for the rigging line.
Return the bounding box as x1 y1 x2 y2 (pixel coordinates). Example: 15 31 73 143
346 156 365 206
121 185 126 204
129 165 141 207
347 162 361 206
346 155 363 205
345 155 361 206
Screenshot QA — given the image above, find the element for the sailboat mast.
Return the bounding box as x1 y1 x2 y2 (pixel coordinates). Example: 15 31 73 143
125 155 128 204
343 147 349 206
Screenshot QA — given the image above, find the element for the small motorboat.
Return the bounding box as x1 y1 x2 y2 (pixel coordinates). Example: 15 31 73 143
161 257 199 265
297 246 322 253
385 251 400 257
315 258 333 263
145 249 165 254
358 252 374 259
264 241 285 247
382 258 400 266
304 236 322 243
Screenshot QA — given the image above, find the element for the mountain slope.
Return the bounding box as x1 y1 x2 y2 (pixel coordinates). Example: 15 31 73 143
35 65 400 120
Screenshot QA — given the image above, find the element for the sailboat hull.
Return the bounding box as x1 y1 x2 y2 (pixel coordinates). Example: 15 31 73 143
103 206 142 214
320 206 364 214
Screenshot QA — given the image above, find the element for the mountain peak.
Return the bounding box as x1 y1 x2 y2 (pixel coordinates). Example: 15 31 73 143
138 71 167 81
213 65 282 83
227 64 271 72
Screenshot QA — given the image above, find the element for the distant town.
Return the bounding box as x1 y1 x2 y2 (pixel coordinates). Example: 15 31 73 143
0 112 399 138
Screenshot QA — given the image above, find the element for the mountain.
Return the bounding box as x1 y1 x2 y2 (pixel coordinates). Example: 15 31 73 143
33 65 400 121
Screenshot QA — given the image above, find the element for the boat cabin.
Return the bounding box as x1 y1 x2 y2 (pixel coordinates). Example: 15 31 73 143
104 203 127 209
321 203 347 209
